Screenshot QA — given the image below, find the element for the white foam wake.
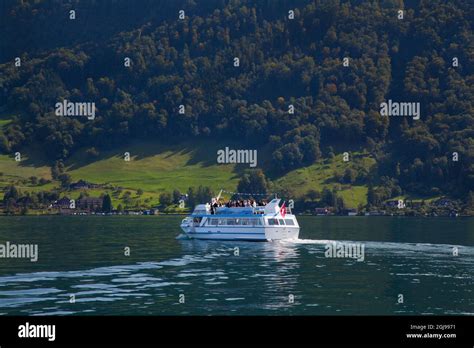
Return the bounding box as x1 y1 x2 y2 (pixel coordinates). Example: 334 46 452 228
278 238 474 257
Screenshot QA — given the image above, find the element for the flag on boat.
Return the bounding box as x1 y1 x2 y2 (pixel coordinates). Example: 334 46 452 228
280 202 286 218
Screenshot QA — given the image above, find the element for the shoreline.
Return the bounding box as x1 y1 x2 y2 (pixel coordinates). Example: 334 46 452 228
0 213 472 218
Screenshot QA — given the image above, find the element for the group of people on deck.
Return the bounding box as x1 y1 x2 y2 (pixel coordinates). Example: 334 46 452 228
225 199 267 208
208 198 268 214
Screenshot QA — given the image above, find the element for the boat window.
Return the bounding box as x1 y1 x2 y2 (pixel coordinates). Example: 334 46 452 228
285 219 295 226
218 219 226 225
279 219 285 225
227 218 236 225
267 218 278 225
210 218 218 225
241 218 250 225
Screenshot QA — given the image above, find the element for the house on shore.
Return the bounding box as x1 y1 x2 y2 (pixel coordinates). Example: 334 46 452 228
344 208 358 216
315 207 331 216
52 197 71 209
384 200 399 208
143 209 158 215
433 198 453 207
51 197 74 214
364 210 386 216
77 197 102 212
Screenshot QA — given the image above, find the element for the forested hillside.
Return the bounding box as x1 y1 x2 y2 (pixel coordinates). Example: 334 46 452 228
0 0 473 206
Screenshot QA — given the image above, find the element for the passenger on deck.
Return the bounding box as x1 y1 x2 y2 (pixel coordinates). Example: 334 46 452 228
220 199 268 208
211 201 218 214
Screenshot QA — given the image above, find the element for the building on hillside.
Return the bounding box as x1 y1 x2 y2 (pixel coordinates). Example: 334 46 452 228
77 197 102 211
384 200 399 208
433 198 453 207
52 197 71 209
70 180 100 190
409 201 424 208
51 197 74 215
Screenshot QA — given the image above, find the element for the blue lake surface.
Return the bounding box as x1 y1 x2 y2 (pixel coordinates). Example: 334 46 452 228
0 215 472 315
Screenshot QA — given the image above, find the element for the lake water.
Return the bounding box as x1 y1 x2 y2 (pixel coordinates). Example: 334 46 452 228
0 216 472 315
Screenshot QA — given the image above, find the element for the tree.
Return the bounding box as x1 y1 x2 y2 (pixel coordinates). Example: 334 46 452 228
467 191 474 209
367 184 376 207
51 160 65 180
173 189 181 203
159 192 172 206
29 176 38 185
306 189 320 201
102 194 112 212
58 173 71 188
0 133 10 152
321 187 336 207
343 168 357 184
195 186 213 205
237 170 268 195
187 187 196 207
336 196 345 214
326 146 335 159
3 185 19 202
300 136 321 165
272 143 303 172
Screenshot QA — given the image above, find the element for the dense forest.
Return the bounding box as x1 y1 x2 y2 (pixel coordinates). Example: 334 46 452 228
0 0 473 203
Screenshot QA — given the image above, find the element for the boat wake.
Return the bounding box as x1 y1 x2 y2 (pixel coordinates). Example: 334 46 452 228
0 237 472 315
278 238 474 257
278 238 333 245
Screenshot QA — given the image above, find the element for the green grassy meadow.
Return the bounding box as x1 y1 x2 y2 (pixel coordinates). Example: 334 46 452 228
0 139 424 209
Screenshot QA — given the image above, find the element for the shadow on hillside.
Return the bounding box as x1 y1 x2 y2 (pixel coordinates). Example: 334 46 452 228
17 156 51 168
64 140 227 171
15 145 53 168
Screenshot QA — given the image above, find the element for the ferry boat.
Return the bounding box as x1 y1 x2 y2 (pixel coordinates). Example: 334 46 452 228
180 198 300 241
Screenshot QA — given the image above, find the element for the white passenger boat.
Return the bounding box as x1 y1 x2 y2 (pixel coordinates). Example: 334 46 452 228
180 198 300 241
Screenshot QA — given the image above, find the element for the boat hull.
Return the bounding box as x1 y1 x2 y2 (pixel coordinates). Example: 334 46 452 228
181 226 300 241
